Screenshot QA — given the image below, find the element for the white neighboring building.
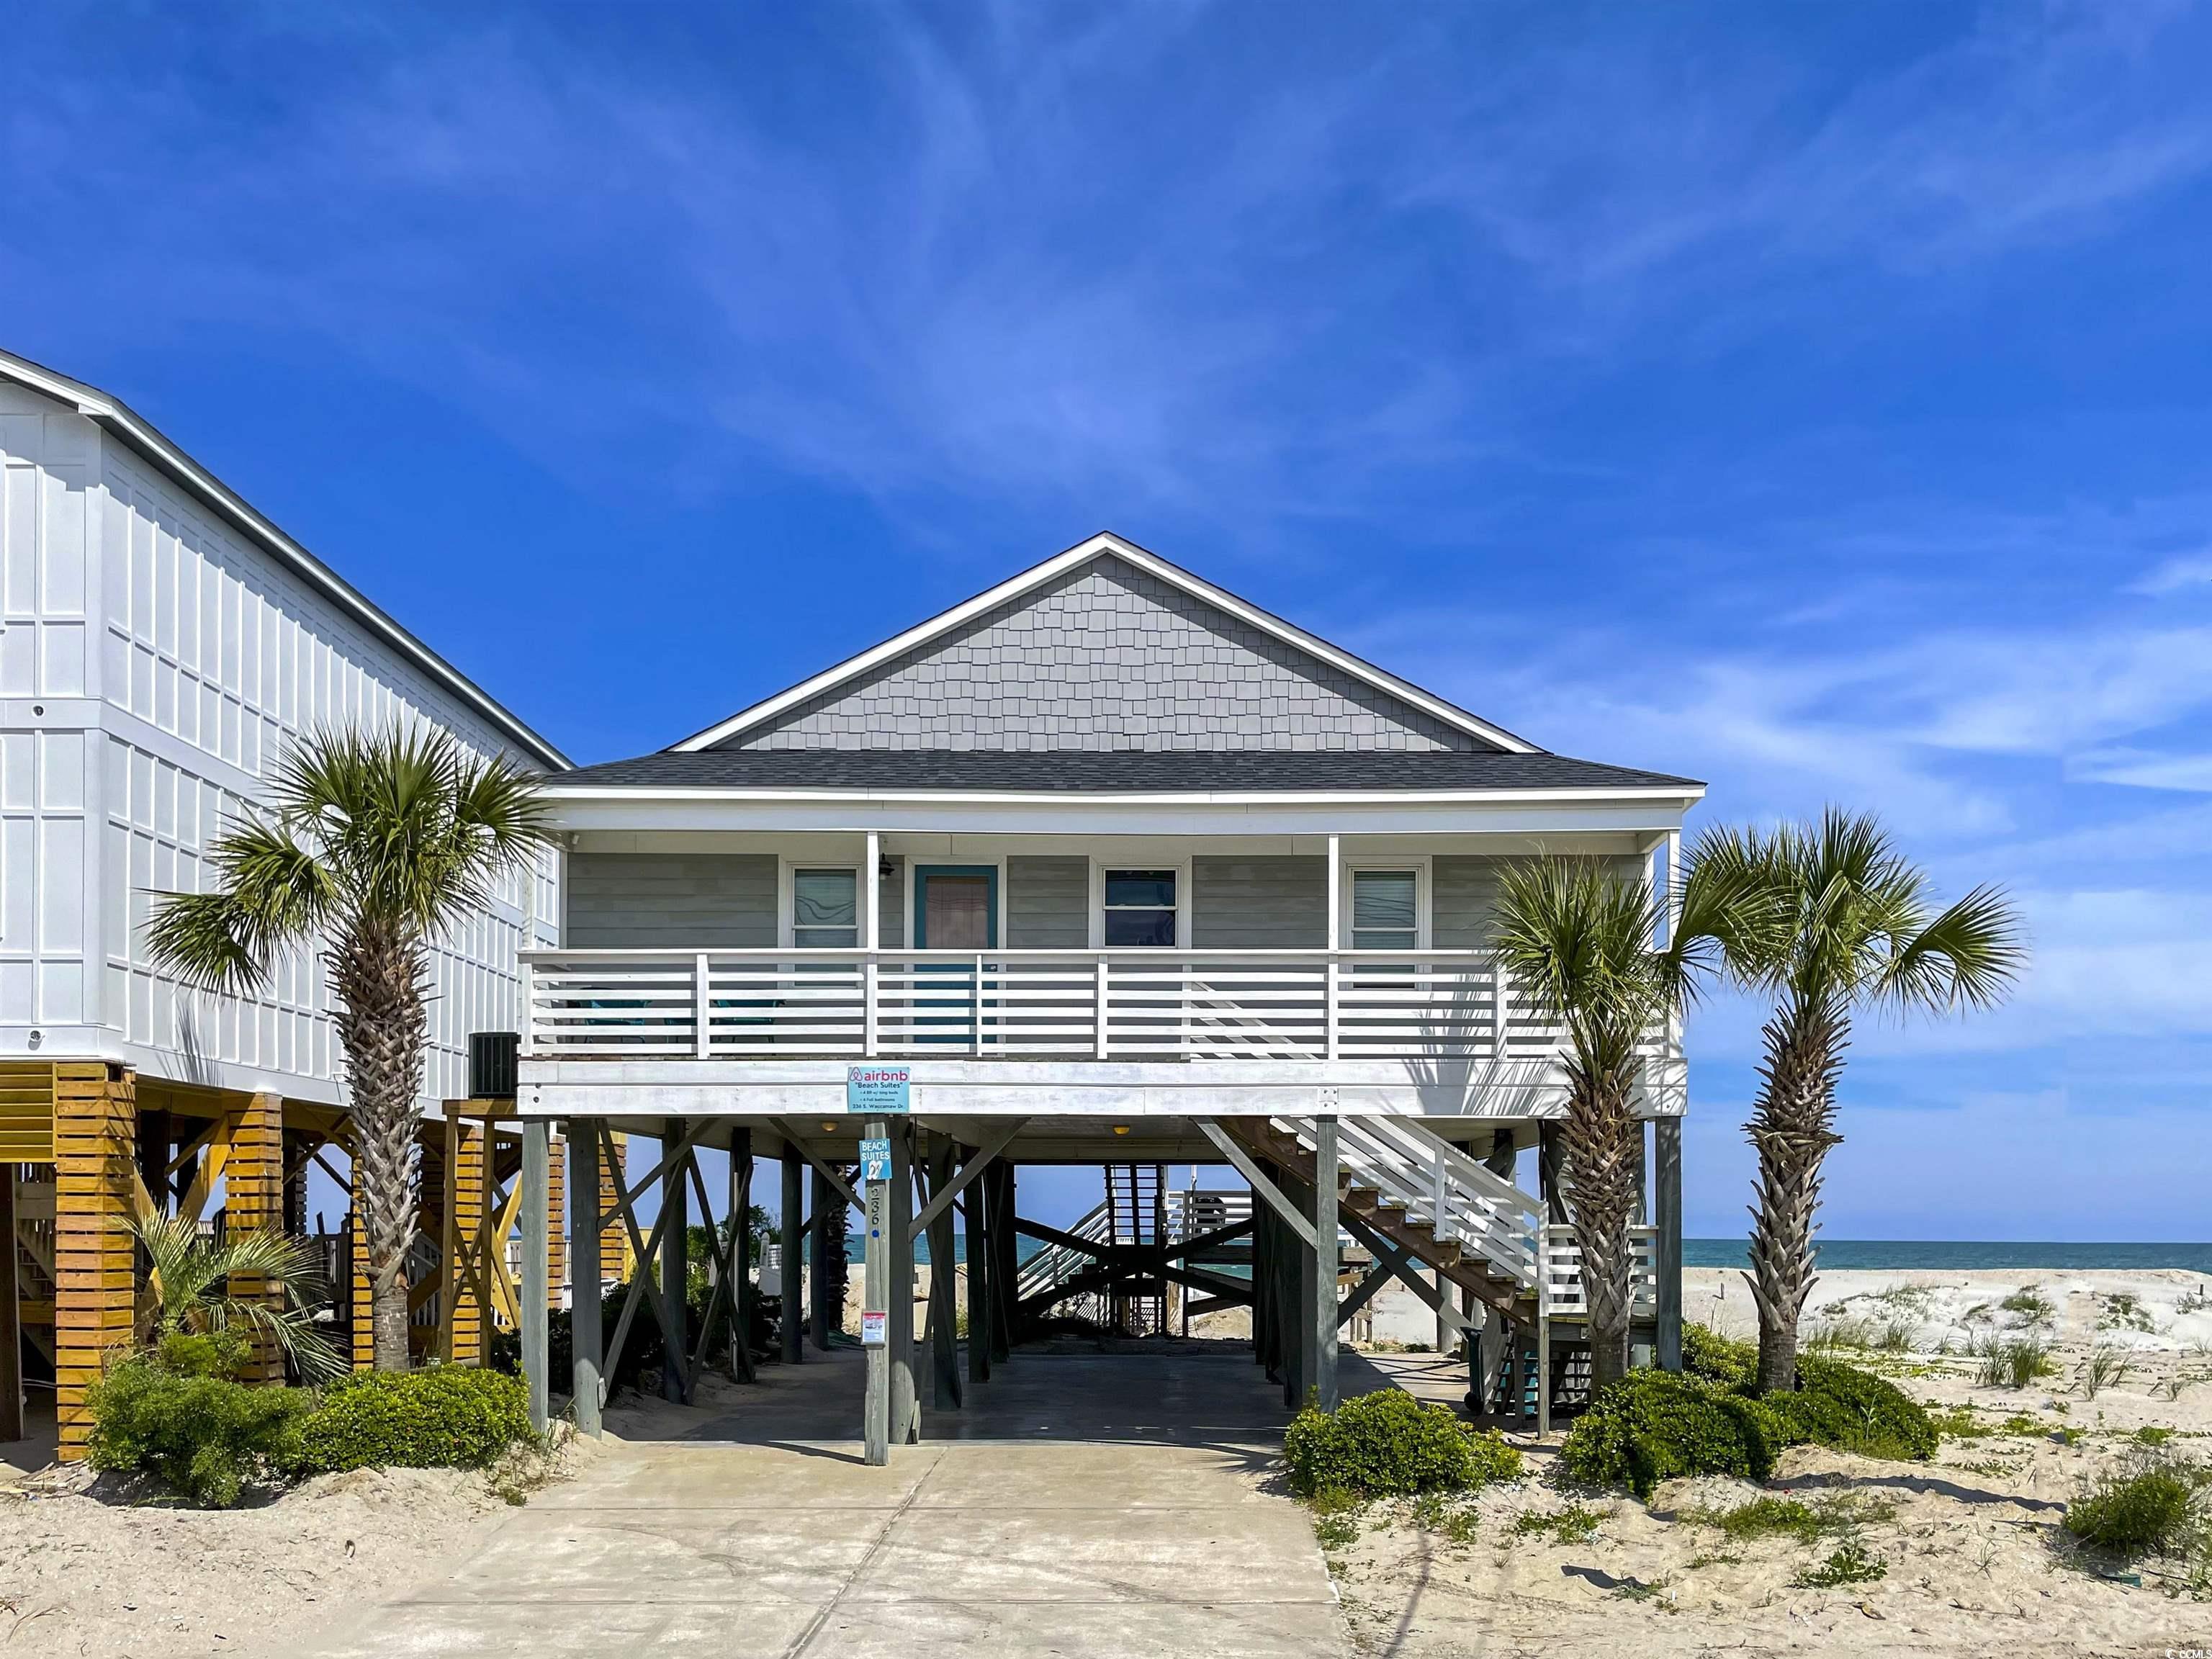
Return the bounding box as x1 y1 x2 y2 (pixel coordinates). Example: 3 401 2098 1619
0 347 567 1109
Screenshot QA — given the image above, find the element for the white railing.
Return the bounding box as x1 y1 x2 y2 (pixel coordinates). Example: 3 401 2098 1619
1165 1187 1252 1243
1015 1200 1114 1303
1538 1223 1659 1318
1268 1114 1543 1292
519 946 1653 1066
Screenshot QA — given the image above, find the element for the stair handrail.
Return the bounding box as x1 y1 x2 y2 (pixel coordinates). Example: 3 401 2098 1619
1267 1114 1539 1290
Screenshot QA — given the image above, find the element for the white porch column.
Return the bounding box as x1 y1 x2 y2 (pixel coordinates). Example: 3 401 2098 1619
863 830 881 1052
1324 834 1341 1061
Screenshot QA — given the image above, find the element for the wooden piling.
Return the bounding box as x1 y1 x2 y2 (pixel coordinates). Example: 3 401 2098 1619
889 1123 918 1444
521 1123 550 1432
1311 1117 1339 1411
926 1132 961 1409
227 1091 287 1383
964 1143 989 1385
781 1148 804 1363
54 1064 135 1460
862 1115 890 1467
659 1119 688 1403
569 1120 603 1435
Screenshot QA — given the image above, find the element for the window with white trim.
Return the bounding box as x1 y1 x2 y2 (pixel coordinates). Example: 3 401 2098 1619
1102 869 1178 947
1350 868 1419 951
792 868 859 948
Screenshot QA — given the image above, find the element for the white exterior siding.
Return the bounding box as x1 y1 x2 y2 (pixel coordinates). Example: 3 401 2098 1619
0 378 559 1107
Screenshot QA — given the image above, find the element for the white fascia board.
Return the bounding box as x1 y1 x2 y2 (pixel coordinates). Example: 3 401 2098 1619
0 349 570 772
537 785 1704 838
670 531 1537 754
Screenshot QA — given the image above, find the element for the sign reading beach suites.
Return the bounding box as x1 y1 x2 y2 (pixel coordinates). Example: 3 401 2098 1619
847 1064 911 1114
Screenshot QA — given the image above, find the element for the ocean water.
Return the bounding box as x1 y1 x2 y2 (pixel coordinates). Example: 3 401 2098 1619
1686 1239 2212 1274
872 1235 2212 1273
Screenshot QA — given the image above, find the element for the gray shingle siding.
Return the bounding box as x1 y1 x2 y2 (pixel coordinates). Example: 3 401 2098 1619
565 853 777 948
1007 856 1089 948
730 554 1480 753
1191 856 1327 948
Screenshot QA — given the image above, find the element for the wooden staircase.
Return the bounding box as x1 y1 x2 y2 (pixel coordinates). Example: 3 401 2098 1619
1222 1116 1540 1324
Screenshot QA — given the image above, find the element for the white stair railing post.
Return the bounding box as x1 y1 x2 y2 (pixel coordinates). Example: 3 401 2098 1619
520 958 536 1056
1095 956 1110 1059
694 953 711 1058
863 953 879 1055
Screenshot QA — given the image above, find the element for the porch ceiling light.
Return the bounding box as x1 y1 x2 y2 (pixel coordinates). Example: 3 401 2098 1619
820 1122 838 1133
1112 1125 1130 1135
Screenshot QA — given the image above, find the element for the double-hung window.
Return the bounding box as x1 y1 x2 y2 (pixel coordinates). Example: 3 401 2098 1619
792 868 860 948
1349 868 1419 951
1102 870 1178 947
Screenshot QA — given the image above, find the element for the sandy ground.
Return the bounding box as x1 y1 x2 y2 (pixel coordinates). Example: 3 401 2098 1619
0 1435 598 1658
1329 1268 2212 1658
9 1267 2211 1657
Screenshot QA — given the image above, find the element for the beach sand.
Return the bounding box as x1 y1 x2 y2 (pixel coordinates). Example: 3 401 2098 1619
1330 1267 2212 1657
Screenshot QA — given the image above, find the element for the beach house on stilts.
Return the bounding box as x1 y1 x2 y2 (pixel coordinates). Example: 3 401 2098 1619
0 348 569 1461
515 534 1702 1457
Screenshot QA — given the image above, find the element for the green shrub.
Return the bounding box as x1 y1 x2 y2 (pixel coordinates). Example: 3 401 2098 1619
1682 1324 1756 1390
1560 1370 1778 1496
294 1364 534 1476
1562 1354 1935 1497
86 1332 307 1508
1283 1388 1521 1500
2064 1455 2211 1560
1787 1355 1938 1460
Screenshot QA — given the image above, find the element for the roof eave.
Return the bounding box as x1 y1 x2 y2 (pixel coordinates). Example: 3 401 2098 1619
539 781 1708 806
0 348 570 772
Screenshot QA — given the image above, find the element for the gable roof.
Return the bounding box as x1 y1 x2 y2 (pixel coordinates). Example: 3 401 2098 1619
673 531 1537 755
0 346 569 771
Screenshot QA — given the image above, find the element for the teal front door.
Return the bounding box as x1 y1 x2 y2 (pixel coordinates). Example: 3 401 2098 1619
912 866 997 1043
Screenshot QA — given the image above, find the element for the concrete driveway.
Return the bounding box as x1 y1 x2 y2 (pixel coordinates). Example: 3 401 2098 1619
297 1345 1350 1659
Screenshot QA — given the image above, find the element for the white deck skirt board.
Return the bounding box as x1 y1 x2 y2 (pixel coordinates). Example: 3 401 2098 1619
516 1056 1683 1120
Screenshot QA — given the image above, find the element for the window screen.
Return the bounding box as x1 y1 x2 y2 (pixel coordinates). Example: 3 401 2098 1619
1351 869 1418 950
793 868 859 948
1103 869 1177 947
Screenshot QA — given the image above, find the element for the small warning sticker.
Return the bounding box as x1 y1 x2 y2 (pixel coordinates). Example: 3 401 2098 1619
860 1310 888 1346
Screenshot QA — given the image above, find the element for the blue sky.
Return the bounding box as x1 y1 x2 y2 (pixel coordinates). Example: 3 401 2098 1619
6 4 2210 1238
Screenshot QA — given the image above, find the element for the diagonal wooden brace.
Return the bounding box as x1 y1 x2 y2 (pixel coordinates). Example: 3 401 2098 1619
908 1119 1025 1242
1197 1120 1317 1250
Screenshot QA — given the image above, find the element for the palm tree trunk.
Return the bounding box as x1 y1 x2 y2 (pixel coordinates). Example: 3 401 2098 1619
1560 1061 1639 1391
1743 995 1847 1394
332 929 431 1372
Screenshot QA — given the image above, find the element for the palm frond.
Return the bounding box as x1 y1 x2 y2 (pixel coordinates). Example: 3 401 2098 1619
1881 883 2027 1012
143 892 271 995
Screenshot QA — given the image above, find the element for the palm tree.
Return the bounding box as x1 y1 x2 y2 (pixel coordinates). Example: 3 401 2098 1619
145 726 554 1371
1492 855 1760 1389
1692 809 2024 1394
133 1213 347 1380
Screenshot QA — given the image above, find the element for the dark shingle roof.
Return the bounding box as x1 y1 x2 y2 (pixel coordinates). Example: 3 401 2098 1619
553 749 1701 793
